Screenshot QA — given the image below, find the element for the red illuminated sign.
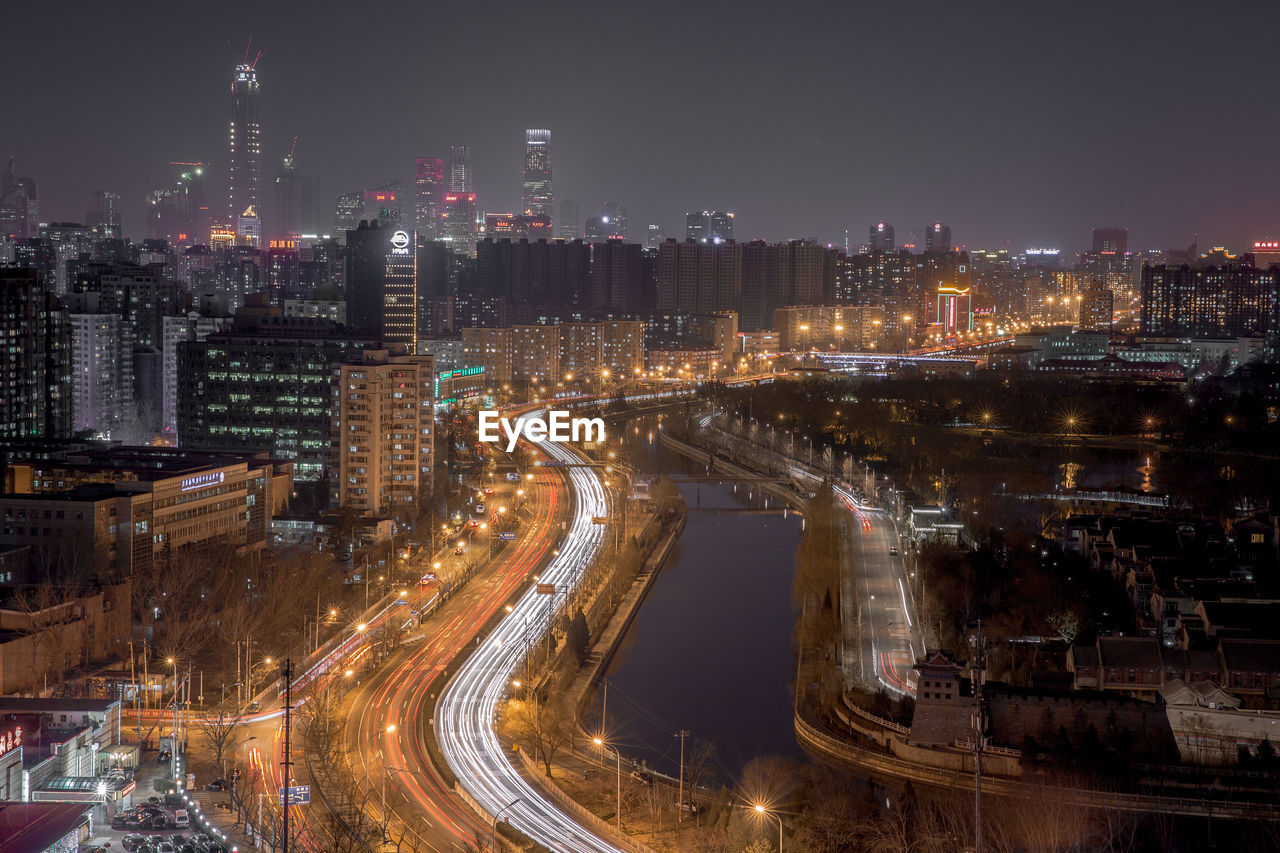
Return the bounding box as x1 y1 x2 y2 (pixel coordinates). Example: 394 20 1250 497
0 726 22 757
1254 241 1279 250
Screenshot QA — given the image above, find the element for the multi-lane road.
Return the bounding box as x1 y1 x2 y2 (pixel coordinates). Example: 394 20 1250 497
835 485 923 696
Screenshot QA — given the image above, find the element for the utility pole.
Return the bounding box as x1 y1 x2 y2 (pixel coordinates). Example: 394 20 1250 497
281 659 293 853
969 623 987 853
675 730 689 823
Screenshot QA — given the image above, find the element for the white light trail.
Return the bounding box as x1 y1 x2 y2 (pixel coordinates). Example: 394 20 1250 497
438 428 628 852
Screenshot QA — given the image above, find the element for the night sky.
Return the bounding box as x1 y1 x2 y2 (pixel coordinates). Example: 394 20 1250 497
6 0 1278 253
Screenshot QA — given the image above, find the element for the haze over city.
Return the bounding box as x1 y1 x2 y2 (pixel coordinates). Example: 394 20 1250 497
7 0 1280 251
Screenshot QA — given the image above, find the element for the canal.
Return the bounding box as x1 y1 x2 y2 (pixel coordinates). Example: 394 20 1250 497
596 418 806 785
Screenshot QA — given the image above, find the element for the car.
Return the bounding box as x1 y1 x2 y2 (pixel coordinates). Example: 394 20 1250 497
629 769 653 786
679 800 700 814
204 779 226 791
454 546 464 555
157 749 171 763
247 701 261 713
111 814 131 829
473 503 486 515
467 519 479 528
482 487 493 495
174 809 190 828
889 546 898 555
156 843 176 853
121 835 146 851
151 813 171 830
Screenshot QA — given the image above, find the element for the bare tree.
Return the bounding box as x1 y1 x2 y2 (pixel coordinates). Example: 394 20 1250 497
194 709 243 779
8 583 80 692
502 696 572 778
1046 610 1081 646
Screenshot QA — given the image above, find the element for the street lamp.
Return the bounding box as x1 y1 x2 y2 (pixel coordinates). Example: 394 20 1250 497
492 797 521 850
752 803 784 853
593 738 622 829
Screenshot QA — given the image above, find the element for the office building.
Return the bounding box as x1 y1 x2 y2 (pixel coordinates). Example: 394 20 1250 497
86 191 122 239
645 224 663 250
0 447 291 577
449 145 473 192
345 220 418 350
521 129 553 223
0 157 38 241
925 222 952 252
559 199 580 240
1140 263 1279 338
443 192 478 254
331 349 435 517
273 147 313 238
178 315 377 480
227 60 263 228
415 157 445 239
1092 226 1129 255
0 268 71 441
1250 240 1280 269
869 222 895 252
334 191 363 236
685 211 734 244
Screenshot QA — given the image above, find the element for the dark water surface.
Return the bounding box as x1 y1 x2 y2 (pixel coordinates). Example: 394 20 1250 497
598 425 805 784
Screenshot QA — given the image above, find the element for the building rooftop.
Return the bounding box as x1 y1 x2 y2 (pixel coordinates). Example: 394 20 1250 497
0 696 119 714
0 801 91 851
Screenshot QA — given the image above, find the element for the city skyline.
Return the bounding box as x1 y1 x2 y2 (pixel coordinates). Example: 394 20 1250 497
5 1 1280 252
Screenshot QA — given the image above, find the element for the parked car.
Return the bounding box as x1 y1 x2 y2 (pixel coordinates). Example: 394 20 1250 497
629 769 653 786
679 800 700 814
157 749 171 763
204 779 226 791
121 835 146 851
173 809 190 829
247 701 261 713
111 813 130 829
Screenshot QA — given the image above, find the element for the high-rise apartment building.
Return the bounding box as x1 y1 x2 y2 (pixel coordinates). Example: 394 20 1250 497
0 268 71 440
521 130 553 224
334 191 363 237
1078 287 1114 332
68 308 134 438
227 61 263 229
414 157 445 239
1140 263 1279 338
686 211 734 244
332 349 435 517
656 239 742 315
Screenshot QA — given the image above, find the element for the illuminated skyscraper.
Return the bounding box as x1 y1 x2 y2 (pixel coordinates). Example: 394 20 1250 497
521 129 553 223
449 146 473 193
925 222 951 251
227 60 263 228
869 222 895 251
443 193 478 254
415 157 445 239
86 191 122 239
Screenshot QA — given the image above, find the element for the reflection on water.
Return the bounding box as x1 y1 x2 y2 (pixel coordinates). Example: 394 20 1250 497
598 423 805 783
